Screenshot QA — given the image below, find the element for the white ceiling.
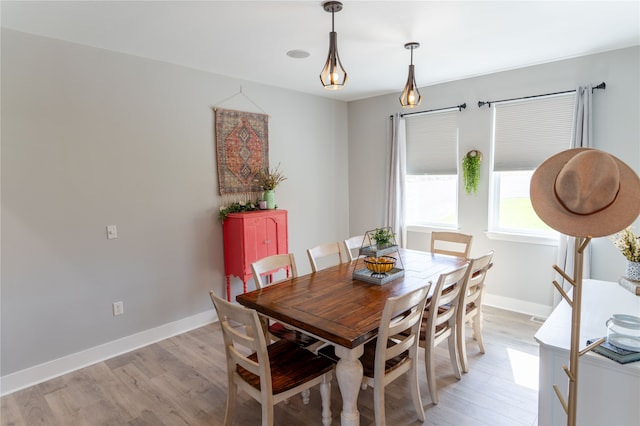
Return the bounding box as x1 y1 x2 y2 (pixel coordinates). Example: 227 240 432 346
2 1 639 102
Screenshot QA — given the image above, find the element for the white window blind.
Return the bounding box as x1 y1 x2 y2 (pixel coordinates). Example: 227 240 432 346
405 111 459 175
493 93 575 171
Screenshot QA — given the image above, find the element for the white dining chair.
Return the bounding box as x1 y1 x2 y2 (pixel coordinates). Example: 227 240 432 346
430 231 473 258
343 234 371 262
209 290 334 426
319 285 431 426
251 254 318 348
418 263 470 404
457 251 494 373
251 253 298 290
307 242 345 272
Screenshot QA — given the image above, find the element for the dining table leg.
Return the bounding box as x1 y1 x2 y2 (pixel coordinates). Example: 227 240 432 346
334 345 364 426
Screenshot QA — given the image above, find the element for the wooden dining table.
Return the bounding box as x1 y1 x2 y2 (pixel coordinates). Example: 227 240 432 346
237 248 467 426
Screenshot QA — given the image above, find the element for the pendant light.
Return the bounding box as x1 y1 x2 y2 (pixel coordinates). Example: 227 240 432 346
399 42 422 107
319 1 347 90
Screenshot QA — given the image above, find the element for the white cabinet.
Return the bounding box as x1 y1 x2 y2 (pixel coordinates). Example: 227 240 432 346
535 279 640 425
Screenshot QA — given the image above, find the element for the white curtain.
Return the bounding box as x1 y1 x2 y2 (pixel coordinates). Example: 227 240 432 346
554 85 593 305
386 113 407 247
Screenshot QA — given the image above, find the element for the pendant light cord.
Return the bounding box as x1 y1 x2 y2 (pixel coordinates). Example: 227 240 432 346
332 8 335 32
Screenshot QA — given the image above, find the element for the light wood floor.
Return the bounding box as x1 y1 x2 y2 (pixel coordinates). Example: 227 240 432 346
2 306 542 426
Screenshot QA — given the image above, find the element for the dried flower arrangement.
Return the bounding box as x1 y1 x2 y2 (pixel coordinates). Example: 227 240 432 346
610 227 640 262
255 163 287 191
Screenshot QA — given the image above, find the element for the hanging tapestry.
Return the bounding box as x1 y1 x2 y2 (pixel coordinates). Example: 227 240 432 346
215 108 269 197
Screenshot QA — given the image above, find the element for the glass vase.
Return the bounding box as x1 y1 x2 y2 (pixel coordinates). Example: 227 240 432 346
264 190 276 209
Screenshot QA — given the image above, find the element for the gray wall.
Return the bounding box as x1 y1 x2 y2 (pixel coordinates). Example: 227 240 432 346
348 46 640 313
1 29 349 376
2 27 638 380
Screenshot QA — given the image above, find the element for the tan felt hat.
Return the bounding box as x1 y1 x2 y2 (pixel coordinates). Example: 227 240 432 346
530 148 640 237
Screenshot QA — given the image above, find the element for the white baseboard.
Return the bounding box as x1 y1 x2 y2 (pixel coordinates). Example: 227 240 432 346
0 309 218 397
483 292 552 319
1 294 550 396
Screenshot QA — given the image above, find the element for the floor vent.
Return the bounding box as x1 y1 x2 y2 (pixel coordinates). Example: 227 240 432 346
530 316 546 324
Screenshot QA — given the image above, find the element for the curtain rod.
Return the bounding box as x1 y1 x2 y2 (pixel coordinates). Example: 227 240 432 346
477 82 606 108
390 103 467 119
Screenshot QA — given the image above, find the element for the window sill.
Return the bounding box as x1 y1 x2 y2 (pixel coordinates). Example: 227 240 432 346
485 231 559 246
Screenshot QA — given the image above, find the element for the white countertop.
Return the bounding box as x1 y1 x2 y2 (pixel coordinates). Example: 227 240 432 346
535 278 640 369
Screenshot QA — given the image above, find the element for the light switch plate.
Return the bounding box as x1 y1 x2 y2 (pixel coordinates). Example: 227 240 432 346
106 225 118 239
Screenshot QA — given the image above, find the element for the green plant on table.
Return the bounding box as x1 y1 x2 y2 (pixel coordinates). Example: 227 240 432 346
371 228 395 247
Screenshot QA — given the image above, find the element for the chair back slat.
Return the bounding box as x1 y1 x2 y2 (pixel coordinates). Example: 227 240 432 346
229 346 260 375
385 334 415 361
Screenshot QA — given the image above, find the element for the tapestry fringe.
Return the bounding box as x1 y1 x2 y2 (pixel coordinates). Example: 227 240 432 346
221 192 264 207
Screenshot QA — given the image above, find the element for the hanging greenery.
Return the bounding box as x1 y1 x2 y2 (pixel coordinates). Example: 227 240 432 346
218 200 259 221
462 150 482 195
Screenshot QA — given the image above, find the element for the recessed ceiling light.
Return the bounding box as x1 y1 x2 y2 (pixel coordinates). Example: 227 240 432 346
286 49 310 59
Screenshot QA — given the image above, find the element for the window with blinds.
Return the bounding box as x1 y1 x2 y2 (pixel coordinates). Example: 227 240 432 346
406 111 459 175
489 92 575 236
405 110 460 227
493 93 575 172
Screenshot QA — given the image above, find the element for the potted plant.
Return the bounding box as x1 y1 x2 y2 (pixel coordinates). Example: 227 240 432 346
255 163 287 209
370 227 395 248
462 150 482 195
610 227 640 281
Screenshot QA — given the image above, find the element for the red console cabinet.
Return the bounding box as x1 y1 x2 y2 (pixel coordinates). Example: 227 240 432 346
222 210 288 301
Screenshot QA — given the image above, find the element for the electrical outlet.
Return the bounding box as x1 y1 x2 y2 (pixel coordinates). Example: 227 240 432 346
106 225 118 239
112 301 124 316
